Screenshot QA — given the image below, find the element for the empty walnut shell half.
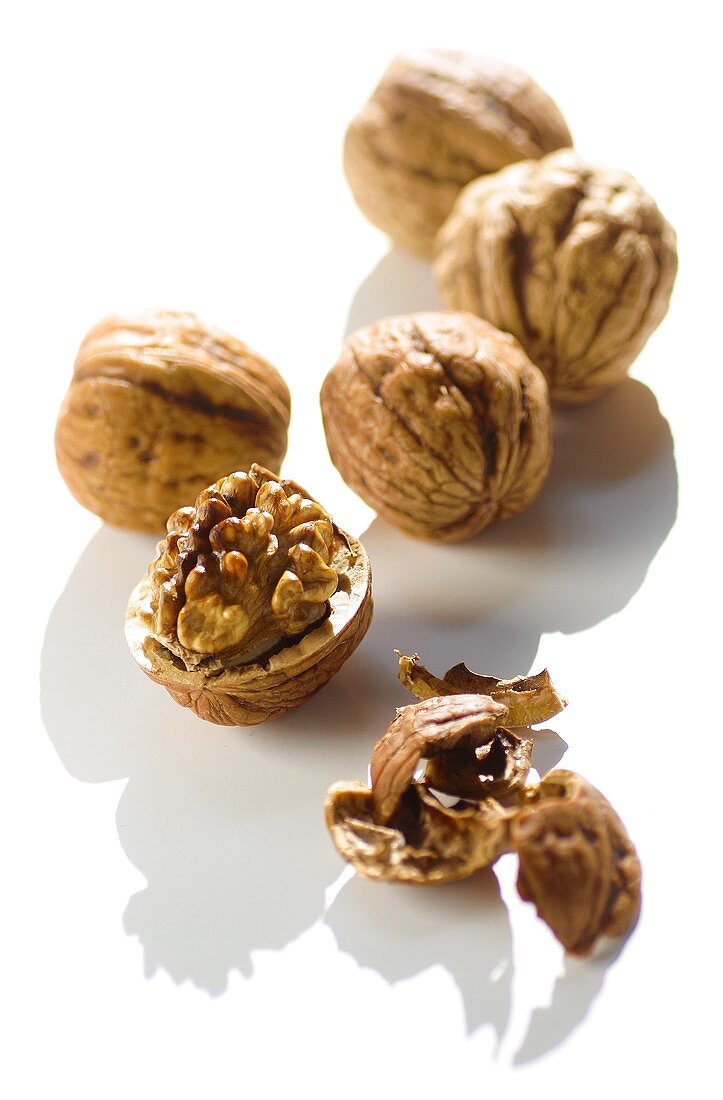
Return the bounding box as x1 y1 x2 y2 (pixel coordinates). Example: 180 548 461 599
397 652 567 726
125 464 373 725
434 149 678 403
370 694 531 821
512 770 642 955
56 310 291 533
344 49 572 256
320 312 552 542
325 781 511 885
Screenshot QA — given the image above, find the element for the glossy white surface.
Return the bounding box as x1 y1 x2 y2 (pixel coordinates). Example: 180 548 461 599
2 2 719 1096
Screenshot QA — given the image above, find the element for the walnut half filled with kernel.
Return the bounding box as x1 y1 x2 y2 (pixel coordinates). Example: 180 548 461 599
320 311 552 542
344 49 572 257
55 310 291 533
434 149 678 403
125 465 373 725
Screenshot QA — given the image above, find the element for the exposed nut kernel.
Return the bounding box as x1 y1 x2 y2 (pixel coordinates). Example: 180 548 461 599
125 464 373 726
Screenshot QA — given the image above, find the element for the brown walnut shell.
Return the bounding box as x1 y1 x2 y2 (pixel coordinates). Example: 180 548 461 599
325 780 511 885
434 149 678 403
511 770 642 955
56 310 291 533
320 311 552 542
125 464 373 725
369 694 529 822
397 652 567 726
344 49 572 257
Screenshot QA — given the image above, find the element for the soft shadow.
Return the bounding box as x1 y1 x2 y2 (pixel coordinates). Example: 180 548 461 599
345 249 441 335
40 527 400 994
326 869 513 1041
356 377 677 675
513 940 628 1065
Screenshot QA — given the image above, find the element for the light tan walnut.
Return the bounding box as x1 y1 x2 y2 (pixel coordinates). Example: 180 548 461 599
434 150 678 403
325 780 512 885
344 50 572 257
125 464 373 725
55 310 291 533
511 770 642 955
320 311 552 541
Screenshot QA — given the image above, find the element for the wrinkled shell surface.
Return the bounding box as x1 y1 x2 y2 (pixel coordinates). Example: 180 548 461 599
370 694 518 822
321 311 552 542
56 310 291 532
512 770 642 955
325 781 511 884
344 49 572 256
435 149 678 403
397 652 567 725
125 464 373 725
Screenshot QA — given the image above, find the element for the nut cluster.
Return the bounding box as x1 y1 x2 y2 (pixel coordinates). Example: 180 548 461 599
321 311 552 541
126 465 373 725
434 149 678 402
326 654 641 956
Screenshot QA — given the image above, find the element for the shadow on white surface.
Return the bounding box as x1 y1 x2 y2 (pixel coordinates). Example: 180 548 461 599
345 249 441 334
326 870 513 1042
40 528 401 994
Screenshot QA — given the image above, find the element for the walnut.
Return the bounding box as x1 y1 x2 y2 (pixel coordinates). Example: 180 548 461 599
512 770 642 955
434 149 678 403
325 781 511 885
55 310 291 533
344 49 572 257
125 464 373 725
320 311 552 542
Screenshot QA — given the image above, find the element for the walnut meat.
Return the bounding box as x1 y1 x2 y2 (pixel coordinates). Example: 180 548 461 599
434 150 678 403
512 770 642 955
55 311 291 533
125 464 373 725
320 312 552 542
344 50 572 256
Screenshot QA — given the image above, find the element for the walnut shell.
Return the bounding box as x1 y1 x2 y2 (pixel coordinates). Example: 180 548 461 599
320 311 552 541
344 50 572 257
325 781 511 885
125 464 373 725
55 310 291 533
434 149 678 403
512 770 642 955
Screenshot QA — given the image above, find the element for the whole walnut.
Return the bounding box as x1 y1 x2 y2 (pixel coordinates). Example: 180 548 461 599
55 311 291 533
344 49 572 257
320 311 552 542
125 464 373 725
434 149 678 403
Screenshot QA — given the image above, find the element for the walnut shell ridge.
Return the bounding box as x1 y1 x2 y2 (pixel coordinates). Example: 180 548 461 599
55 310 292 533
434 149 678 403
320 311 552 542
344 49 572 257
125 465 373 725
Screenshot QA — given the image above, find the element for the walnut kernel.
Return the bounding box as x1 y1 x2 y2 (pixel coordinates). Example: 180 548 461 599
125 464 373 725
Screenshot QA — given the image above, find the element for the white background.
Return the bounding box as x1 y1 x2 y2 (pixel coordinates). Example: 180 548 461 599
1 2 720 1096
